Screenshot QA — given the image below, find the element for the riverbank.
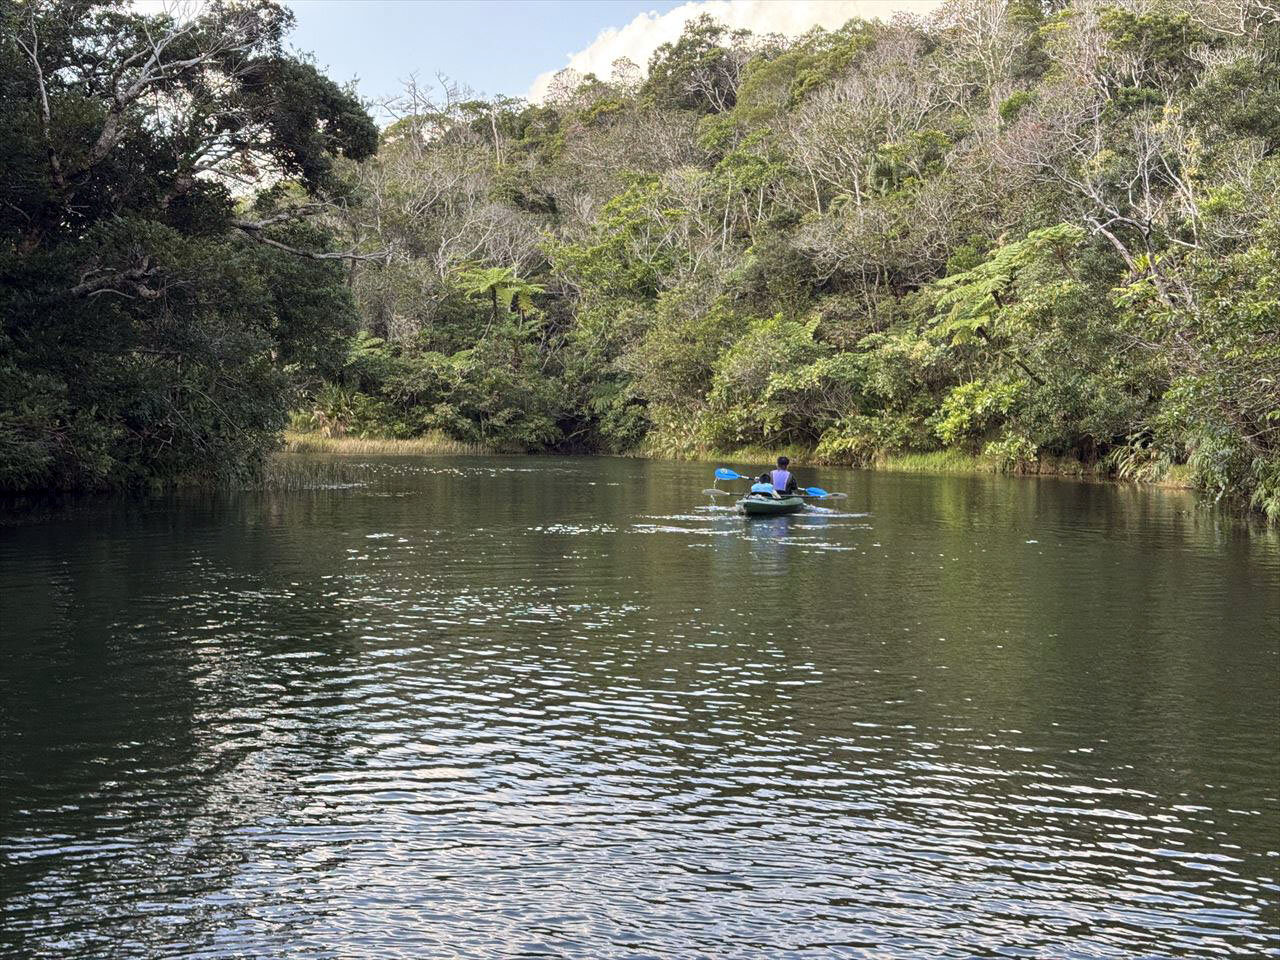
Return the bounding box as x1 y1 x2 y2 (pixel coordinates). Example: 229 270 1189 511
869 450 1195 489
283 431 1196 492
635 440 1197 490
281 430 492 456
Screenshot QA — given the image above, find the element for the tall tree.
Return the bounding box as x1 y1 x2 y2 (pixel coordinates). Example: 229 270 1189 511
1 0 378 488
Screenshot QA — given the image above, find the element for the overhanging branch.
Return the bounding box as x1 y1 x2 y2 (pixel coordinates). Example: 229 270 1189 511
232 219 390 263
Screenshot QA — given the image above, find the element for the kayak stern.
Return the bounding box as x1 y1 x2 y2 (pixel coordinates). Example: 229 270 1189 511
739 495 805 516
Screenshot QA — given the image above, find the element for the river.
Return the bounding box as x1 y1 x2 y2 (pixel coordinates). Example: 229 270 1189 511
1 455 1277 958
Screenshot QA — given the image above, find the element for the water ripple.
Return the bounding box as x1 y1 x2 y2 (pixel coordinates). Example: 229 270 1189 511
1 456 1276 958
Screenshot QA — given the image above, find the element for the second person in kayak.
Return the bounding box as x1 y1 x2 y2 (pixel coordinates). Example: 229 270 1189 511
771 456 798 495
750 473 780 499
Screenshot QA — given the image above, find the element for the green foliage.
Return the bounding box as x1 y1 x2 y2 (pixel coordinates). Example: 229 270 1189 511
932 379 1026 447
1183 54 1280 153
0 0 374 490
1106 434 1173 483
238 56 379 188
552 177 689 299
815 413 920 466
789 20 880 100
931 225 1086 345
643 14 753 113
999 90 1036 124
295 330 569 451
983 430 1039 467
1114 176 1280 511
307 1 1278 520
1250 458 1280 524
702 315 827 447
455 266 545 329
621 281 740 412
1100 9 1217 89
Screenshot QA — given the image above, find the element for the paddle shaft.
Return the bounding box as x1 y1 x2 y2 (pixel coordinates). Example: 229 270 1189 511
713 467 844 499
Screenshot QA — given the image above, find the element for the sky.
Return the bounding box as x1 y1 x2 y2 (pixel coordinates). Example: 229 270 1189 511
283 0 944 107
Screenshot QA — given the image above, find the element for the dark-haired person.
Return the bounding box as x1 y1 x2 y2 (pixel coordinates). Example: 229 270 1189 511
770 457 798 495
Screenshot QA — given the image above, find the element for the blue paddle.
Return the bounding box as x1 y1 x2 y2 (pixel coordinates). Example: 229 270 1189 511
713 468 846 499
801 486 848 499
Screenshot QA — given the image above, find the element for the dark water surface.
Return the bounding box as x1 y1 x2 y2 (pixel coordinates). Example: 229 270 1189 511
2 456 1277 958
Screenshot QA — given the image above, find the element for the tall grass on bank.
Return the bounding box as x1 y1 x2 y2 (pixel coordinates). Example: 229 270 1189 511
281 430 490 456
632 438 811 467
274 428 1198 493
247 456 372 491
872 450 1193 486
246 430 496 491
632 437 1197 490
865 450 1100 477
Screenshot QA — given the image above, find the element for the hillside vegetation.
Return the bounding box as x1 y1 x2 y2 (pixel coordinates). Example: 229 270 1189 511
4 0 1278 518
326 0 1280 518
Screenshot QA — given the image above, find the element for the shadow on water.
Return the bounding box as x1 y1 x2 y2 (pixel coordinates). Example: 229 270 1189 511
0 494 393 954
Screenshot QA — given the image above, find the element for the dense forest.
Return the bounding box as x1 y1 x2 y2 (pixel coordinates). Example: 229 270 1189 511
3 0 1279 519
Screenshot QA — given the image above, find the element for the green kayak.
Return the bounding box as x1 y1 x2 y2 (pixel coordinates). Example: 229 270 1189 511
739 495 805 516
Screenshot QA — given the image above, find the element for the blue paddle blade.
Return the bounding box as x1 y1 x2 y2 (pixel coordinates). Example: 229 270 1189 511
714 467 743 480
803 486 829 498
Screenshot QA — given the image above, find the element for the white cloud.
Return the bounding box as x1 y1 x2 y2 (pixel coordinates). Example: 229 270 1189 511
528 0 945 102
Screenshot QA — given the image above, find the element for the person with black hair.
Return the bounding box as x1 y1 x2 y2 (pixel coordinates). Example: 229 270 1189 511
770 456 798 495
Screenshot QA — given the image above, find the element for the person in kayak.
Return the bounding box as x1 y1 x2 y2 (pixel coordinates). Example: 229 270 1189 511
770 456 798 495
749 473 780 499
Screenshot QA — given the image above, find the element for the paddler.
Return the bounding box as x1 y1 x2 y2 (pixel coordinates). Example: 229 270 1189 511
770 456 798 495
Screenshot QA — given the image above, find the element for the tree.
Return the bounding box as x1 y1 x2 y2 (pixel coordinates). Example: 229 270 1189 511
456 266 545 334
0 0 377 489
320 0 1278 519
644 14 760 114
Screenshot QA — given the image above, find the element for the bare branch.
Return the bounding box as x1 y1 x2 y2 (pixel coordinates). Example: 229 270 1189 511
14 16 67 195
232 219 390 263
68 262 162 300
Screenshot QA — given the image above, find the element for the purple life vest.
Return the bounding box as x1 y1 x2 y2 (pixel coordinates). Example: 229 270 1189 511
771 469 792 492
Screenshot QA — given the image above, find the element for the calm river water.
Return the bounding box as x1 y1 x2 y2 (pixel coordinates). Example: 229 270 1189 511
1 456 1277 958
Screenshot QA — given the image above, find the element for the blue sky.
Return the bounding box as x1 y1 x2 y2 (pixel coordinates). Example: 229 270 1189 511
287 0 684 103
284 1 941 106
